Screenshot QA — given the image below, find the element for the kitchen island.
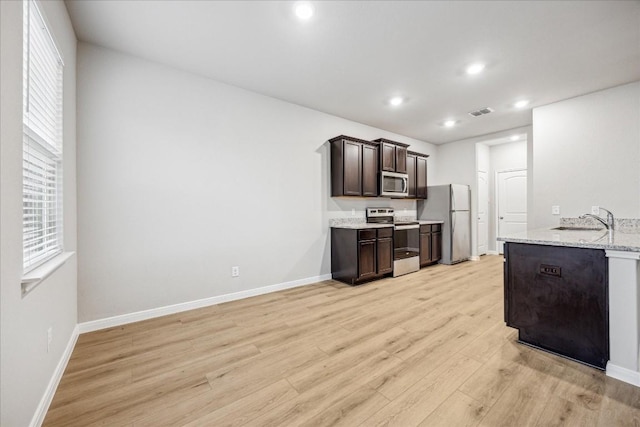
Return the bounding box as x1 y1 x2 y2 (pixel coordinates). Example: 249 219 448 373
499 227 640 388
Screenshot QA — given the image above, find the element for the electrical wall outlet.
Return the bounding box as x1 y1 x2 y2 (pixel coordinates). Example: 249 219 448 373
47 327 52 353
591 206 600 215
551 205 560 215
231 266 240 277
351 208 356 216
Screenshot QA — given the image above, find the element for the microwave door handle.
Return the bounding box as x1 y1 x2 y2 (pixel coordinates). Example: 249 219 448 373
402 176 407 194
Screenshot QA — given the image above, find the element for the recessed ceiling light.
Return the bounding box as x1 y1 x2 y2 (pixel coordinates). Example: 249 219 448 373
510 135 520 141
466 63 485 75
514 100 530 108
444 120 456 128
294 2 314 20
389 96 404 107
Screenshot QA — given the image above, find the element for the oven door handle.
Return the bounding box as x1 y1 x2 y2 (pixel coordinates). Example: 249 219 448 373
395 224 420 230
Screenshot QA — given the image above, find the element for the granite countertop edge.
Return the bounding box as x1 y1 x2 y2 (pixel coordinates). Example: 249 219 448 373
330 219 444 229
330 223 394 229
498 228 640 252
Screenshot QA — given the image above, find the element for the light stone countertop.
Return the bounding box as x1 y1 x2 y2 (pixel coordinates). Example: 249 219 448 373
330 223 394 230
498 227 640 252
329 218 444 229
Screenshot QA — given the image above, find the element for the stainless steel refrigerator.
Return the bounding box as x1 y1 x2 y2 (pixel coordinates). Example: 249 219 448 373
417 184 471 264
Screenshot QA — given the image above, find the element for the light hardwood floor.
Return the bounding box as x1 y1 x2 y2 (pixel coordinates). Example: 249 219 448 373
44 255 640 426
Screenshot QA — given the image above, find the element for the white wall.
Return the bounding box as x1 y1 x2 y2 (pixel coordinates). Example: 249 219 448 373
76 43 437 322
0 1 77 425
489 140 528 251
531 81 640 228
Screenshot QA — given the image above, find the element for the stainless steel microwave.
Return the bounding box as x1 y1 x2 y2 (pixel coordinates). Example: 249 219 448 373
380 171 408 197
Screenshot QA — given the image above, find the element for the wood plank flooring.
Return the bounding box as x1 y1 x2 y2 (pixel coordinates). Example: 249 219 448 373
44 255 640 426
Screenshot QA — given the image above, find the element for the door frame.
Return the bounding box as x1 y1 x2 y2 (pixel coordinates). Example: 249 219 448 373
495 168 527 254
477 170 488 256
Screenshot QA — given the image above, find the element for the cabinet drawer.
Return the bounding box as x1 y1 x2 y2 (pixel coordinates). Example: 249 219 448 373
358 229 377 241
378 227 393 238
420 224 442 233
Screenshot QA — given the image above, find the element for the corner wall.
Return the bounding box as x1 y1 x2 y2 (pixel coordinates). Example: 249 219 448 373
76 43 437 323
531 81 640 228
0 1 77 425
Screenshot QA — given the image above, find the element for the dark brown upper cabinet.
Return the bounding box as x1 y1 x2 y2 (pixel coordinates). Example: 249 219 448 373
330 135 379 197
374 138 409 174
407 150 429 199
406 153 417 198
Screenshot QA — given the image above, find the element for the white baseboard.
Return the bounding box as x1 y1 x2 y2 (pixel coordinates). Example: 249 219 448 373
606 362 640 387
487 250 500 255
470 256 480 261
30 325 79 427
78 274 332 334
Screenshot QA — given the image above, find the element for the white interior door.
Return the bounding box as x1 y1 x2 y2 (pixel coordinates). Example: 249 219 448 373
477 171 488 256
497 169 527 254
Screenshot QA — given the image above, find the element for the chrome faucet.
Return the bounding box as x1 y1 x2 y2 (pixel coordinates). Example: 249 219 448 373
579 207 615 230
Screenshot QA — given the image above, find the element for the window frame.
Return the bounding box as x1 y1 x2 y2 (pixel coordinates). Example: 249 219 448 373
22 0 65 274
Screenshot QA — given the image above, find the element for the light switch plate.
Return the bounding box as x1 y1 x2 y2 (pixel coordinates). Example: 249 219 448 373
552 205 560 215
591 206 600 215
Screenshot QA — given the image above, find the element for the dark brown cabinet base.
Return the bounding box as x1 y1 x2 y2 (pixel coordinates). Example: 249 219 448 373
331 227 393 285
504 242 609 369
419 224 442 267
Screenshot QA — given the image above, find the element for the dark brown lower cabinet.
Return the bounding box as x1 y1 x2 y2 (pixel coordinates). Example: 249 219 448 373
419 224 442 267
357 239 377 280
504 242 609 369
331 227 393 285
377 234 393 275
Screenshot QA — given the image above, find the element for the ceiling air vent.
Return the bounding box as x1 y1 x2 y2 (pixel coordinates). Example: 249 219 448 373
468 107 494 117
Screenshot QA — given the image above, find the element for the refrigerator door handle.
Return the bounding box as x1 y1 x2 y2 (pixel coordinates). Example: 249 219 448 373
451 210 456 235
451 186 456 212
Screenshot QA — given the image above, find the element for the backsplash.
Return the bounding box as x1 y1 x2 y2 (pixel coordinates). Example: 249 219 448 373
329 218 367 227
329 215 416 227
560 217 640 232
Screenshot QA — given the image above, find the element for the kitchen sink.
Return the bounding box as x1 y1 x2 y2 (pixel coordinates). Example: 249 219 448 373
551 226 603 231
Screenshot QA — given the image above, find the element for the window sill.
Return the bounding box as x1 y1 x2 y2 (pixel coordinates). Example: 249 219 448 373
21 252 75 297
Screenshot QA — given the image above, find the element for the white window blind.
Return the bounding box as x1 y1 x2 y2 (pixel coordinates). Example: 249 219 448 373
23 0 64 272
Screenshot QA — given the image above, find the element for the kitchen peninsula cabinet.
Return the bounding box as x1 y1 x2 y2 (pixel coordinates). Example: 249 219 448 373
407 151 429 199
330 135 379 197
420 223 442 266
504 242 609 369
374 138 409 174
331 226 393 284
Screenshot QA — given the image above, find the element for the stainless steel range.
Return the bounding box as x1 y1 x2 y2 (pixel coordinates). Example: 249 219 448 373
366 208 420 277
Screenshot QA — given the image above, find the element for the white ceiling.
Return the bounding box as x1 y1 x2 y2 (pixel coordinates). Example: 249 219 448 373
65 0 640 145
